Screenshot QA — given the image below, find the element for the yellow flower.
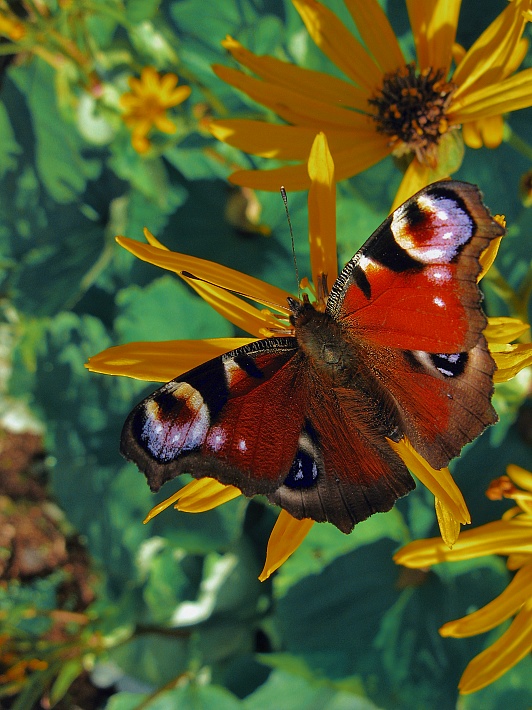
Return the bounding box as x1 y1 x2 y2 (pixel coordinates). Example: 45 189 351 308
395 465 532 694
120 66 191 154
0 13 26 41
209 0 532 205
87 136 527 579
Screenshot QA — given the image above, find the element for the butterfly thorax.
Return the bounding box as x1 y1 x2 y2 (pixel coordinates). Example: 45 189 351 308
288 296 356 387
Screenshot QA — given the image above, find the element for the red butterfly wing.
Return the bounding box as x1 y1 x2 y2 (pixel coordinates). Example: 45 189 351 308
327 181 501 352
326 181 501 469
121 338 310 496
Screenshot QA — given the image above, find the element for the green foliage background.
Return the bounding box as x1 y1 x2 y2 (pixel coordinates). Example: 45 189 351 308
1 1 531 708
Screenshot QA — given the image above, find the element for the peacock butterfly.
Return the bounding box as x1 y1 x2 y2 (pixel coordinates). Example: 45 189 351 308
121 181 503 534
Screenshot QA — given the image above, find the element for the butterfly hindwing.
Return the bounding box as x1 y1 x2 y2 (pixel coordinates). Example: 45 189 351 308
268 386 415 534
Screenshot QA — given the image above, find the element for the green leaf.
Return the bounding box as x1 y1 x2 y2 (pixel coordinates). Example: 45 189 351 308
0 100 21 178
126 0 162 23
272 508 408 598
108 635 188 689
148 493 248 556
9 60 101 203
164 145 234 182
106 685 242 710
244 666 380 710
49 659 84 705
140 540 198 624
108 136 187 211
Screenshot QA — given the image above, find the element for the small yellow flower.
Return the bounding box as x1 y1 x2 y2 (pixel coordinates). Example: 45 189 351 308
209 0 532 205
395 465 532 694
120 66 191 154
0 13 26 41
86 135 522 578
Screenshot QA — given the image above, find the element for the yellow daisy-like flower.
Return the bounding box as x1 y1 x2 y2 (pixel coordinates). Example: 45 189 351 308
209 0 532 205
395 465 532 694
120 66 191 154
87 134 530 579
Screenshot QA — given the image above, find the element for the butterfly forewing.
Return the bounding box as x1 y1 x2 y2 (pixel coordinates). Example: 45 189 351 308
121 338 309 495
327 181 503 352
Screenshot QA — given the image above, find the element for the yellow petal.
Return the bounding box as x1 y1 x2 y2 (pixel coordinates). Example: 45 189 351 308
154 115 177 134
452 0 528 94
435 497 461 548
208 118 376 161
221 35 368 111
259 510 314 581
461 120 483 149
470 115 505 150
116 236 291 313
504 36 530 77
85 338 256 381
307 133 338 288
212 64 371 130
229 163 313 192
458 599 532 694
440 563 532 638
395 519 532 569
159 72 179 93
292 0 382 93
182 277 286 338
389 438 470 525
131 128 151 155
343 0 405 73
390 131 464 210
449 68 532 123
166 85 192 105
507 553 532 570
407 0 461 73
141 66 160 91
391 159 434 212
490 342 532 382
143 478 241 522
229 134 391 192
210 119 341 161
484 317 530 344
507 465 532 494
175 477 241 512
144 487 190 523
478 233 503 280
144 227 169 250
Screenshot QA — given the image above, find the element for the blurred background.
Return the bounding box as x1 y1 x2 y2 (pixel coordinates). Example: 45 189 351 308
0 1 531 708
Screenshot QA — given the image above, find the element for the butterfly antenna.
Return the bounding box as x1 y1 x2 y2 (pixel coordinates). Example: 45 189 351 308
281 186 300 300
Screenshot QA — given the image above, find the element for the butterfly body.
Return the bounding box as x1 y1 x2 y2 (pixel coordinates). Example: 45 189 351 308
121 181 503 533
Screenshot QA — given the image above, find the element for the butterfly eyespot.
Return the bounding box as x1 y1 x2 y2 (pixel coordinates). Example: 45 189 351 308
134 383 210 463
284 449 319 489
431 352 468 378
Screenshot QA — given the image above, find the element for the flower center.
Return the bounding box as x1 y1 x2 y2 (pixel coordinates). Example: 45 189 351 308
368 63 456 165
